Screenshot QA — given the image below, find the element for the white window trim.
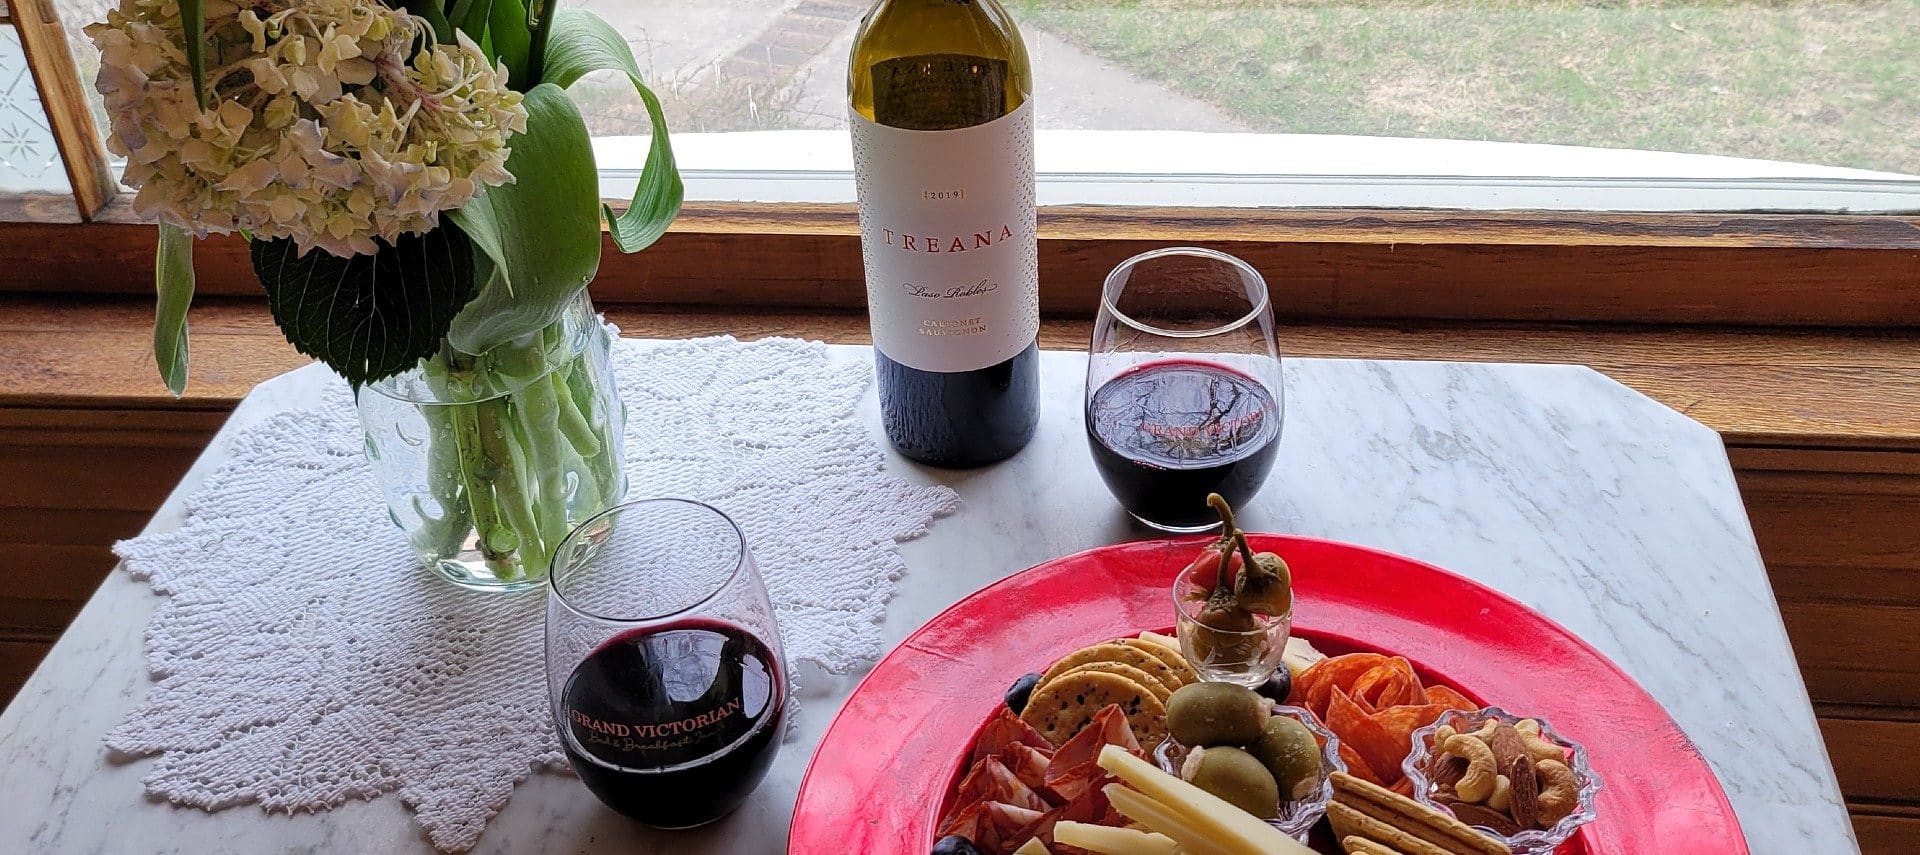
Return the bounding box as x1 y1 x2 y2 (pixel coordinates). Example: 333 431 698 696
595 129 1920 213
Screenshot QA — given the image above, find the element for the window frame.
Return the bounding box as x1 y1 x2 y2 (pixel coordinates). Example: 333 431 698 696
4 198 1916 328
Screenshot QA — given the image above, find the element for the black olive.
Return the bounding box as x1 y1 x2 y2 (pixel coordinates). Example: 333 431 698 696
1004 672 1043 714
1256 666 1293 704
932 834 985 855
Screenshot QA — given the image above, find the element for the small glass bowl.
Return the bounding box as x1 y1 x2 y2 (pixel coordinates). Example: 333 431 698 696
1154 705 1343 842
1402 707 1603 855
1172 565 1291 687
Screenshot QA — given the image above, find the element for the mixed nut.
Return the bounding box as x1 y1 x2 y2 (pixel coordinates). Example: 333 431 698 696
1423 716 1581 834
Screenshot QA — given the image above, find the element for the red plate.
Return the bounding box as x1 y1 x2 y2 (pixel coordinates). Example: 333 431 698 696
790 536 1747 854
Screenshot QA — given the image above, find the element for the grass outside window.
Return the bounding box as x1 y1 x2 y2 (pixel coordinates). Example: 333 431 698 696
1007 0 1918 173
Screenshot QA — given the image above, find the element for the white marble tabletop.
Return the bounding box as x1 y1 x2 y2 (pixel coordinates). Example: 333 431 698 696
0 343 1856 854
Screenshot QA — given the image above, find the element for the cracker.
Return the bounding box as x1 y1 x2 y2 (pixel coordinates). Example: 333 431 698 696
1342 836 1410 855
1052 661 1172 705
1042 642 1185 697
1115 637 1199 688
1331 772 1509 855
1327 803 1457 855
1019 670 1168 749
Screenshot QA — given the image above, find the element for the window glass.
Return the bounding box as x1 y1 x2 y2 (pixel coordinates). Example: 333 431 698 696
0 24 72 198
44 0 1920 211
576 0 1920 209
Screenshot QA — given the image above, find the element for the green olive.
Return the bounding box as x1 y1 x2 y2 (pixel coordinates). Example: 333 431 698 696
1167 682 1267 747
1249 715 1323 801
1188 746 1280 819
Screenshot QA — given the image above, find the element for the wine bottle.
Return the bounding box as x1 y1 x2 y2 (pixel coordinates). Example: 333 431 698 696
849 0 1040 468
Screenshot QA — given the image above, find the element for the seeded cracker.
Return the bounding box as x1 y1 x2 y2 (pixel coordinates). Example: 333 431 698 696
1041 642 1186 697
1020 670 1168 749
1052 661 1173 704
1115 637 1200 688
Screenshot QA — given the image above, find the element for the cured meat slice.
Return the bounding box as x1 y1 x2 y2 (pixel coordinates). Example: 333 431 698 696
970 708 1053 766
1044 705 1139 802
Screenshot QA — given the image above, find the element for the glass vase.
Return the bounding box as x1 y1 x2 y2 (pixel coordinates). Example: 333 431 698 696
359 292 627 591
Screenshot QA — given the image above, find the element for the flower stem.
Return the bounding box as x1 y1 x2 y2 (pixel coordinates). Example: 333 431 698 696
475 393 543 579
524 0 558 86
403 311 621 583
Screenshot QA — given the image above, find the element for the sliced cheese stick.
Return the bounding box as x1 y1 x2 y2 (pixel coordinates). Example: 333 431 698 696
1099 745 1314 855
1104 785 1230 855
1052 820 1178 855
1136 631 1182 653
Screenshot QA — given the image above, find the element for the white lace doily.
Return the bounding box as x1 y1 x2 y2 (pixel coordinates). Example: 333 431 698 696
108 335 958 851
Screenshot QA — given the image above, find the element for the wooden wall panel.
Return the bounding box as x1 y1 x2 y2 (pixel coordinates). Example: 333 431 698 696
1822 718 1920 805
1851 805 1920 854
0 640 51 710
6 543 114 636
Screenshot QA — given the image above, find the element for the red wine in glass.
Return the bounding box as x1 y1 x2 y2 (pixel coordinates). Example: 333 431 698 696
1086 359 1282 530
558 618 786 828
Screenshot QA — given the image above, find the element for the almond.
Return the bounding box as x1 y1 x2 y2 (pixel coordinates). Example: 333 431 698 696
1507 754 1540 829
1430 754 1470 788
1489 724 1528 779
1446 802 1523 837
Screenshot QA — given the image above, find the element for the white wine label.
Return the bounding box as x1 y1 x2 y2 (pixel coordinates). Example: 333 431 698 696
851 101 1039 374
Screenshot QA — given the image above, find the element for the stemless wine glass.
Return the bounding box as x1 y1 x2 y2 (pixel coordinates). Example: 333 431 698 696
546 498 788 829
1085 247 1284 531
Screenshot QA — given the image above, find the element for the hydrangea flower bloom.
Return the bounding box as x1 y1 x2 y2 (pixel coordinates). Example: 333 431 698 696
87 0 528 257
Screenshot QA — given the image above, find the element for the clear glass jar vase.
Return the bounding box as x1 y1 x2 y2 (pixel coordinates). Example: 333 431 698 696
359 292 626 591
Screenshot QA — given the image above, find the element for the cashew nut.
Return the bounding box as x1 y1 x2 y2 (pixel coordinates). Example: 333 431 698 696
1512 719 1568 762
1535 759 1580 824
1443 733 1498 803
1487 774 1512 811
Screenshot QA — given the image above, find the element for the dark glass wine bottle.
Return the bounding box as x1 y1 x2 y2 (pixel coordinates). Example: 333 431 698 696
849 0 1040 468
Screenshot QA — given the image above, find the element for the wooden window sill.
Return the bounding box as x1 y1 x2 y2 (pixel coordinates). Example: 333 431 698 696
3 294 1916 452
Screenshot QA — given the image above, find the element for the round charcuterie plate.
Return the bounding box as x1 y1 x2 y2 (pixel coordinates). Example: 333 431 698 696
790 535 1745 854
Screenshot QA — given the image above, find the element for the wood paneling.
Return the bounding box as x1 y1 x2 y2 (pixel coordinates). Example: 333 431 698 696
1785 604 1920 709
1851 803 1920 854
5 543 113 637
8 204 1920 326
0 640 51 710
1822 716 1920 805
1735 459 1920 713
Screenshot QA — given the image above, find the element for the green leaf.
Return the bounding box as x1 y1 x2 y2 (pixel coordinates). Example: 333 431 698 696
182 0 206 107
445 83 602 355
541 9 683 253
488 0 532 91
153 223 196 396
251 226 478 388
448 0 495 45
396 0 452 44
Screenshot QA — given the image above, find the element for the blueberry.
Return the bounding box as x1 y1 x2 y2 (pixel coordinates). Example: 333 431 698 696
1004 672 1043 715
1256 667 1293 704
932 834 985 855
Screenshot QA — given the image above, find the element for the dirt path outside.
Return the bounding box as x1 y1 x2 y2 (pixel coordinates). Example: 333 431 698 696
569 0 1244 135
